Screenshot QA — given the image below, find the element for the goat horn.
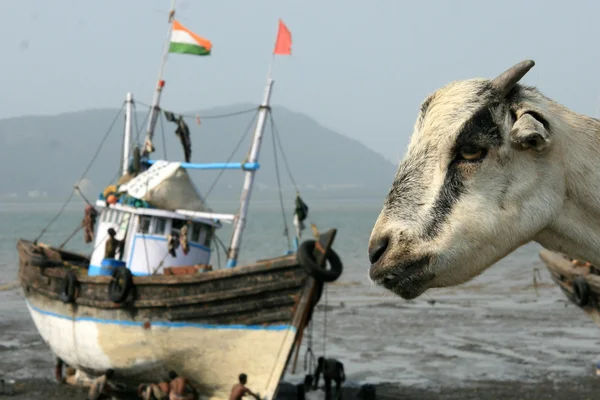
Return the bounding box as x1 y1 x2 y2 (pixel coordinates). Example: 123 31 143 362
491 60 535 97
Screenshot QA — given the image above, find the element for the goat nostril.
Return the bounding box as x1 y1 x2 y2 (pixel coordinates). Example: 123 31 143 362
369 236 389 265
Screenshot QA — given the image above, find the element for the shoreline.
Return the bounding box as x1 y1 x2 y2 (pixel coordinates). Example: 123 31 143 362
5 377 600 400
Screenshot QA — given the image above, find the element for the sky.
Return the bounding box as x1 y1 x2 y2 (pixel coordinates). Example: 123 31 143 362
2 0 600 163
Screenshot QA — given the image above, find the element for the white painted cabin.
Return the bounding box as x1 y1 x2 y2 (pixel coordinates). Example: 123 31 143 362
90 202 222 276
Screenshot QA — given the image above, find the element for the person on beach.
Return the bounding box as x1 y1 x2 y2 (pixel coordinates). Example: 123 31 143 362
138 378 170 400
229 373 260 400
168 371 198 400
313 357 345 400
104 228 124 259
88 369 115 400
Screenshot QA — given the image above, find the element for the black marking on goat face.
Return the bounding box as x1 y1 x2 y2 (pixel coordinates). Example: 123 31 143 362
422 105 502 239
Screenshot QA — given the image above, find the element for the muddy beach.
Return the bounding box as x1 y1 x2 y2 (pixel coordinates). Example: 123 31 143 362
5 377 600 400
3 207 600 399
4 249 600 399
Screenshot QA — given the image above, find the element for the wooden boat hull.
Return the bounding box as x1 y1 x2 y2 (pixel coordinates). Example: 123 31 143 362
17 236 333 400
539 248 600 327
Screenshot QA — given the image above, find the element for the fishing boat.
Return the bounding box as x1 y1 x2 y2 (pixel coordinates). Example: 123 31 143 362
16 5 343 400
540 250 600 327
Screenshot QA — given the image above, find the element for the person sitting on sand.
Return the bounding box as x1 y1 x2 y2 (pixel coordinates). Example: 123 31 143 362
139 377 170 400
64 367 79 386
88 369 115 400
229 373 260 400
168 371 198 400
313 357 345 400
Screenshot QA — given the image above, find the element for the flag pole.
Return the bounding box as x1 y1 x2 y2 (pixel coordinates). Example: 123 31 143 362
227 19 286 268
142 0 177 159
266 54 275 81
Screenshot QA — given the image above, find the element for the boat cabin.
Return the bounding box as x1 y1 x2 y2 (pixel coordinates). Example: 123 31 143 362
89 202 221 276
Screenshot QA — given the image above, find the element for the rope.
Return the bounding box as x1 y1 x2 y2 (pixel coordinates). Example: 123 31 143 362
304 320 316 373
270 115 291 251
269 113 299 192
135 100 256 120
204 109 259 199
142 176 152 274
58 225 84 249
212 235 222 270
119 108 126 175
34 103 126 244
134 104 151 146
151 246 173 275
159 111 168 159
213 233 228 269
265 320 296 392
323 284 328 358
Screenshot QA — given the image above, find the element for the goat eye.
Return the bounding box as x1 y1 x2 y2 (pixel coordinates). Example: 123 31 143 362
458 146 485 162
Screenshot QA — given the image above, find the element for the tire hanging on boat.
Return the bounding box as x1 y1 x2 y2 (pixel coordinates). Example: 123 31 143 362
108 266 133 303
572 276 590 307
296 239 343 283
59 270 78 304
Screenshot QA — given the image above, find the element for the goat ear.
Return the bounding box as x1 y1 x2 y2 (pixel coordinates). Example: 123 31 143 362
509 112 551 152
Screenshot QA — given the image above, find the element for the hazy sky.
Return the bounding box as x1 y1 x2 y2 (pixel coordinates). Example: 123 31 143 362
3 0 600 162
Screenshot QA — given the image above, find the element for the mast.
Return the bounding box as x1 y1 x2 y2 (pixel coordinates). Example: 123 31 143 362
142 0 176 159
122 92 133 176
226 79 275 268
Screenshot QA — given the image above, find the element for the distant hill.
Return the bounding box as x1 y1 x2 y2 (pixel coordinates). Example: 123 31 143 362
0 103 396 205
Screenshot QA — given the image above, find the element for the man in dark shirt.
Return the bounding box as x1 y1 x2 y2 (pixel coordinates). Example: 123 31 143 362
313 357 345 400
104 228 124 259
229 374 260 400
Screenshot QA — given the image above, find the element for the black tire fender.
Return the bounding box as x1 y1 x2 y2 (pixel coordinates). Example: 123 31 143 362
297 240 343 283
312 280 324 306
59 270 77 304
108 266 133 303
573 276 590 307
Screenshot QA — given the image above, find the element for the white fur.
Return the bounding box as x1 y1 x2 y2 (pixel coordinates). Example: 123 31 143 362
369 67 600 299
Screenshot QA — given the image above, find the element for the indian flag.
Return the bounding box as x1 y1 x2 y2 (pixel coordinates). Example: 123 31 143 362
169 20 212 56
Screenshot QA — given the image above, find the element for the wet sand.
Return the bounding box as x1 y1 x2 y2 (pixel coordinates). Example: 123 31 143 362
6 377 600 399
4 247 600 399
3 205 600 399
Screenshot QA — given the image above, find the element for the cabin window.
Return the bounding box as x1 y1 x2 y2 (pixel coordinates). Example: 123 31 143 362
204 226 214 247
191 223 202 242
139 216 151 234
171 219 187 235
155 218 167 235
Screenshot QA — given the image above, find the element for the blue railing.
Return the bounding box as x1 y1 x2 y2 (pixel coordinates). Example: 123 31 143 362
145 160 260 171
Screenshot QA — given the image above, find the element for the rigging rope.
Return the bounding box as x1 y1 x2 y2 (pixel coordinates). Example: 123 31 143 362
304 319 316 373
135 100 257 121
212 235 222 269
159 111 168 159
270 115 291 251
34 103 126 244
269 113 299 192
203 109 259 199
134 104 151 146
213 233 228 265
323 284 329 358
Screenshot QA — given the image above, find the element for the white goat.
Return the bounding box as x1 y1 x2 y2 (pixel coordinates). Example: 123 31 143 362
368 60 600 300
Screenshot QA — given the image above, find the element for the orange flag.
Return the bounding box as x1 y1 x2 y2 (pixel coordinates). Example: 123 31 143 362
273 19 292 55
